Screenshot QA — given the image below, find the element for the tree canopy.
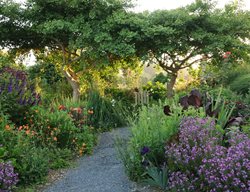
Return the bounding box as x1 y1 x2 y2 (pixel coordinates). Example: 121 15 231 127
136 0 250 97
1 0 137 101
1 0 250 99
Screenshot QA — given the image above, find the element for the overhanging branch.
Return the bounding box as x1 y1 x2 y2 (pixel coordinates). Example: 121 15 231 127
179 57 202 69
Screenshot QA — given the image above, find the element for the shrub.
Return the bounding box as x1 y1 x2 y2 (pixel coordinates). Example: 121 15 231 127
0 67 40 125
230 74 250 95
14 147 50 184
143 81 166 101
153 73 169 84
104 88 135 106
21 106 96 155
0 113 49 185
166 117 220 173
28 63 72 103
117 100 184 181
0 162 19 191
165 117 250 192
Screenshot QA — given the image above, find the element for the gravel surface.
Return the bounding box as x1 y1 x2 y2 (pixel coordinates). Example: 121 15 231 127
43 127 161 192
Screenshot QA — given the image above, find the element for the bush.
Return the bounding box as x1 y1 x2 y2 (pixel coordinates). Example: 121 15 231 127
230 74 250 95
28 63 72 103
143 81 166 101
117 100 184 181
1 108 93 184
153 73 169 84
165 117 250 192
14 147 50 184
104 87 135 107
21 106 96 155
0 113 49 185
0 67 40 125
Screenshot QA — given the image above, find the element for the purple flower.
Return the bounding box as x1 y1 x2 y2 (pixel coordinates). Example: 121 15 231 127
0 162 19 190
165 117 250 191
141 146 150 155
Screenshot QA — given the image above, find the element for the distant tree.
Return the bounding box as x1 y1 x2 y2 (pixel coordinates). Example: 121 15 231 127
0 0 137 101
138 0 250 97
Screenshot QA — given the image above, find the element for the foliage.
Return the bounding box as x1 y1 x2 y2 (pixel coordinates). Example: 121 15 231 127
202 87 250 124
205 86 242 101
117 101 183 181
46 148 72 170
136 1 250 97
105 88 135 106
87 90 128 130
0 52 16 68
21 106 96 155
143 165 168 190
27 62 72 102
28 62 63 85
178 88 245 130
0 67 41 125
209 89 235 129
1 0 136 101
153 73 169 84
143 81 166 101
0 102 96 187
0 113 49 185
229 73 250 95
15 147 50 184
242 122 250 138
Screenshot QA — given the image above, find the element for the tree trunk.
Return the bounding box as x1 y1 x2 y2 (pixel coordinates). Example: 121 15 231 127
63 70 80 102
167 73 177 98
72 82 80 102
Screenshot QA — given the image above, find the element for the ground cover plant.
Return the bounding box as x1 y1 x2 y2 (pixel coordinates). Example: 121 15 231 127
0 161 19 191
165 117 249 192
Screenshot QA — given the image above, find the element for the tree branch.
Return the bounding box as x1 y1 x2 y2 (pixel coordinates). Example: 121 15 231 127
179 57 202 69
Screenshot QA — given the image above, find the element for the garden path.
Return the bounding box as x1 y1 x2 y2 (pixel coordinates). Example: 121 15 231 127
43 127 159 192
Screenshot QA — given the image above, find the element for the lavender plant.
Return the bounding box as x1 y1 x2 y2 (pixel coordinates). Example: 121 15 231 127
0 162 19 191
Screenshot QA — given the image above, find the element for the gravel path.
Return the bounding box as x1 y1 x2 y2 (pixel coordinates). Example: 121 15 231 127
44 127 131 192
44 127 160 192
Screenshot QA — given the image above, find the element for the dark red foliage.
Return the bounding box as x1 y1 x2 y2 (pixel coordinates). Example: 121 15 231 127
163 105 171 116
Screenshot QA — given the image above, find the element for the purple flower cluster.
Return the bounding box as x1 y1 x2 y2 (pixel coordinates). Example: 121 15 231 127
166 117 220 171
0 162 18 191
199 136 250 191
140 146 150 156
0 67 41 106
165 117 250 191
168 171 195 191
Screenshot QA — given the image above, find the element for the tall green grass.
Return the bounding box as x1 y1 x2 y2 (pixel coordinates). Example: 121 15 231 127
87 90 129 131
